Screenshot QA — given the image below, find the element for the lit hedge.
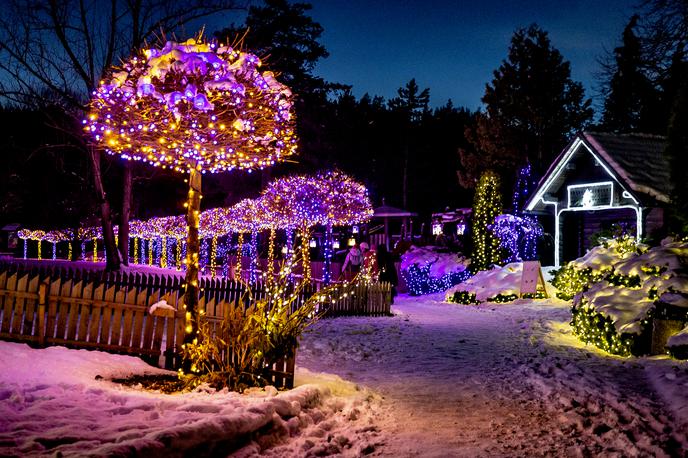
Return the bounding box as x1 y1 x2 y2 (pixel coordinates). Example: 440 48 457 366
570 303 653 356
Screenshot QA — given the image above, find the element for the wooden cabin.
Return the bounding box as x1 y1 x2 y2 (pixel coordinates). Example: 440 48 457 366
525 132 669 266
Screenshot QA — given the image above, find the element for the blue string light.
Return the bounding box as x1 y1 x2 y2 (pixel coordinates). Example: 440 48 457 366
249 231 259 284
323 224 333 285
200 238 209 274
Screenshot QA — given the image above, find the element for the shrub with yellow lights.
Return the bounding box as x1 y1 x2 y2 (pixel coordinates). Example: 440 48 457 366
570 302 640 356
551 265 607 300
179 251 349 392
567 237 688 357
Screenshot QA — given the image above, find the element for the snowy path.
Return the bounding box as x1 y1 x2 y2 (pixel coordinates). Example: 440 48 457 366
298 294 688 457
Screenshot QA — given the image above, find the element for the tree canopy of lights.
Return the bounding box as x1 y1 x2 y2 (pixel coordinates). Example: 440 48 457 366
85 35 297 367
471 170 503 272
85 37 297 172
260 170 373 282
260 170 372 229
17 169 373 285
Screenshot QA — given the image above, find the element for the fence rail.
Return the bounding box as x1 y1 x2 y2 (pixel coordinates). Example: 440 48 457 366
0 259 392 389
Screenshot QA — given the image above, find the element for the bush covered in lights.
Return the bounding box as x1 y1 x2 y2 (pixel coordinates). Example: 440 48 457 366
400 246 471 295
570 304 646 356
403 263 472 296
449 290 479 304
551 265 606 300
490 213 542 263
567 237 688 357
551 235 646 300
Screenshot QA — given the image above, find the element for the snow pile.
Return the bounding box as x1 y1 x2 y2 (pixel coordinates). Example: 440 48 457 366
400 245 469 279
668 324 688 348
0 342 382 457
149 299 176 315
445 262 522 303
444 262 556 304
571 239 642 272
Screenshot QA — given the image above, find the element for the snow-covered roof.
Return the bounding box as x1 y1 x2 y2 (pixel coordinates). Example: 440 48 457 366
583 132 669 203
373 205 417 218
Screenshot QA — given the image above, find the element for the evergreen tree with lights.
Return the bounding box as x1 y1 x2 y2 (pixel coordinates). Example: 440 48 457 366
471 170 502 272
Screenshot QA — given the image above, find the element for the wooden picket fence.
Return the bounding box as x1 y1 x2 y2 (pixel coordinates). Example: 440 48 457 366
0 259 393 388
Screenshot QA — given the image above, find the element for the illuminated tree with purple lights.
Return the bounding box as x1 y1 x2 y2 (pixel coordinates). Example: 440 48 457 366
490 164 542 263
312 170 373 284
85 36 297 358
261 175 321 282
227 198 267 283
260 170 372 284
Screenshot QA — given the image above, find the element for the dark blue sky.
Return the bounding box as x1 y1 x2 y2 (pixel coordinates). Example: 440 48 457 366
305 0 636 110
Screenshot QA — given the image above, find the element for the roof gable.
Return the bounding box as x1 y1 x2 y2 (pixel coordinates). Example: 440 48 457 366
582 132 669 203
526 132 669 211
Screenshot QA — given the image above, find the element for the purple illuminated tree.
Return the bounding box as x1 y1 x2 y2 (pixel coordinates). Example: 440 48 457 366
86 37 297 362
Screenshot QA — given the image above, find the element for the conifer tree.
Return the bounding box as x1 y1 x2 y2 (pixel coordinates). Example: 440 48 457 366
601 15 662 133
459 25 592 187
471 170 502 272
664 63 688 234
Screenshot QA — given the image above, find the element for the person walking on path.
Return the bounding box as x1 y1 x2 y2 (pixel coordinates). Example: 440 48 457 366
361 242 378 280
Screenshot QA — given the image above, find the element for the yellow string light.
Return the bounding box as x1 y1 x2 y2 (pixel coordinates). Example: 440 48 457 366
210 236 217 278
236 233 244 280
161 236 167 268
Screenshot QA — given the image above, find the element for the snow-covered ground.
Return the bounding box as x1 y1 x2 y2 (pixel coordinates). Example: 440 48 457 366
299 294 688 457
2 293 687 456
0 343 382 457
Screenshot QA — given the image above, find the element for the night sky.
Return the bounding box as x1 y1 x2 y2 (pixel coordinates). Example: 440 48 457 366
305 0 636 110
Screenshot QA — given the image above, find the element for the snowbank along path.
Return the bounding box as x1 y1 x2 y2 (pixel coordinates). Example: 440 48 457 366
298 293 688 457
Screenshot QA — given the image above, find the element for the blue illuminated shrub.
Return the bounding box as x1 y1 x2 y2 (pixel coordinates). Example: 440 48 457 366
402 263 472 296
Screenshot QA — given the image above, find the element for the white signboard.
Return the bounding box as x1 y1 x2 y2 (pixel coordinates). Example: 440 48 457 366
567 181 614 209
520 261 548 298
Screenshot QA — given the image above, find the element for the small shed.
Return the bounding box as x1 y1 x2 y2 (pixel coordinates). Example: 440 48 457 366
372 204 417 250
0 223 21 255
525 132 668 266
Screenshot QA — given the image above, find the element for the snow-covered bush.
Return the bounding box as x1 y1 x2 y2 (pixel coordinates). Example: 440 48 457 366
400 246 471 295
552 235 645 300
570 237 688 357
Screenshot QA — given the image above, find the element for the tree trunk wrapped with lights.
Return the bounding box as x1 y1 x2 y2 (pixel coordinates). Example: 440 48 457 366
85 36 297 371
